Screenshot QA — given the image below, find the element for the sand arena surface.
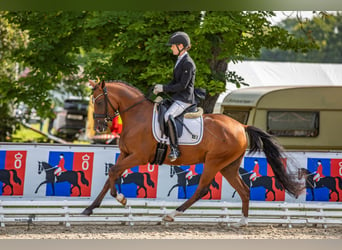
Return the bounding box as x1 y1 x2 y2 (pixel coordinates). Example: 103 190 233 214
0 223 341 239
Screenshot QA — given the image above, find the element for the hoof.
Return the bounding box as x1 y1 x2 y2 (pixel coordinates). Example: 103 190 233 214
121 197 127 206
162 215 174 222
116 193 127 206
231 217 248 228
81 208 93 216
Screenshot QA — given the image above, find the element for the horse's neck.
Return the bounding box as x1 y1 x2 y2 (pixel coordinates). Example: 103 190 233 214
108 83 143 110
43 163 51 170
108 84 152 126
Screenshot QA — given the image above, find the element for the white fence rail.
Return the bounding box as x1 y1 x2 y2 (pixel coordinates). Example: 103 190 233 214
1 200 341 228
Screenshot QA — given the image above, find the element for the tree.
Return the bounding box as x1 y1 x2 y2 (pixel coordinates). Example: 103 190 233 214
0 11 28 141
4 11 317 120
259 12 342 63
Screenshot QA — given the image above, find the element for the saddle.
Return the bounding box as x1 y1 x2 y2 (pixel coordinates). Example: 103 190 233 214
151 99 204 165
157 99 202 138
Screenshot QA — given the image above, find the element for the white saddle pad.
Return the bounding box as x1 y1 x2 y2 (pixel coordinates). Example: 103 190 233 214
152 104 204 145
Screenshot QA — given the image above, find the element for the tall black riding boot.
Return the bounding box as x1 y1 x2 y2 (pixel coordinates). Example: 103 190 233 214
167 115 180 162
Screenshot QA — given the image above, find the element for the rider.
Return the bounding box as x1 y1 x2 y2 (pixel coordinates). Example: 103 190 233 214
249 159 262 182
313 160 325 182
54 153 67 178
153 31 196 162
185 164 198 185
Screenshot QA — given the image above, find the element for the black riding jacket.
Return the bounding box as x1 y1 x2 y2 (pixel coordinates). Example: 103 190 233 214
163 53 196 105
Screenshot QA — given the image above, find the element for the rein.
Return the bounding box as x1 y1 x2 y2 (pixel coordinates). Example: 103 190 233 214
41 164 57 172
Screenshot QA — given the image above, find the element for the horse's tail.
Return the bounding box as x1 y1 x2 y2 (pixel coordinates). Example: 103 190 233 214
245 126 304 197
9 170 22 185
144 173 155 188
77 171 89 186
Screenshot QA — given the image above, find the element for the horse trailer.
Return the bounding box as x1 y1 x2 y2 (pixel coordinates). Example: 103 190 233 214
220 85 342 151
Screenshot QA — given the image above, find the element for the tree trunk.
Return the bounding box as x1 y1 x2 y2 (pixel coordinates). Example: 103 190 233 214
198 93 220 114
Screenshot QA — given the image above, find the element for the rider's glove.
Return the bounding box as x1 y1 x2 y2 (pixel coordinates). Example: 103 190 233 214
153 84 163 95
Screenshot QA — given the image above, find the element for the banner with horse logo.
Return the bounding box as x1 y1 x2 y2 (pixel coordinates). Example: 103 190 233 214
110 153 158 198
0 150 26 196
167 164 222 200
304 158 342 202
35 151 93 197
243 157 286 201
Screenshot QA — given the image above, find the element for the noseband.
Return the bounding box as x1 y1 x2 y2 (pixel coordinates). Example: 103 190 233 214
92 83 147 122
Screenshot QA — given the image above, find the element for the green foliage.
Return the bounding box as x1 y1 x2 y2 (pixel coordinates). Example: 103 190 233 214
2 10 317 129
259 12 342 63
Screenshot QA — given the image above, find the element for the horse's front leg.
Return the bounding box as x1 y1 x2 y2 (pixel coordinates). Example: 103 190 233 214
82 179 110 215
167 184 179 196
107 153 145 206
35 181 48 193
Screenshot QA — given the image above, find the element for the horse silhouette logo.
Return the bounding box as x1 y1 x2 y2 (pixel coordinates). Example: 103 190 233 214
238 157 285 201
298 166 342 201
0 150 26 196
232 167 284 201
35 161 89 196
105 163 156 198
167 165 221 200
0 169 22 195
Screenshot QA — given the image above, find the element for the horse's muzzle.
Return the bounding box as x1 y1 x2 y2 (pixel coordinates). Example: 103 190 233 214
95 120 111 134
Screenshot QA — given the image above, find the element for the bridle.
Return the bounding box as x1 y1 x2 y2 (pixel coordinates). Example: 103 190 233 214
92 81 147 123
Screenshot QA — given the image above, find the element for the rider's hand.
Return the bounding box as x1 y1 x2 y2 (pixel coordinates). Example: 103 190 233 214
153 84 163 95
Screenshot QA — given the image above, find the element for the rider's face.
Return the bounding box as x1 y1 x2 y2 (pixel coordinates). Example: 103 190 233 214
171 44 184 55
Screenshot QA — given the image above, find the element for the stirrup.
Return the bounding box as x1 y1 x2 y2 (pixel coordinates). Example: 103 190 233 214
168 148 180 162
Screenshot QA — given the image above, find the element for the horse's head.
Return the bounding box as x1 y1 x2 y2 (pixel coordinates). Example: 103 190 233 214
297 168 308 180
89 79 118 134
38 161 43 174
170 165 176 178
104 162 113 176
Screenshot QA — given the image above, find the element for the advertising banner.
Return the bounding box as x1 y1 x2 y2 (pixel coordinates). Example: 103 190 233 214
0 143 341 203
0 150 27 196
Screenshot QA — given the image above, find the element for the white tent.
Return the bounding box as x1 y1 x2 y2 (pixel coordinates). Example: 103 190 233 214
214 61 342 111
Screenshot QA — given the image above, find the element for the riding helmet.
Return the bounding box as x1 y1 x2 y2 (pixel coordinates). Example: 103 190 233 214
167 31 191 49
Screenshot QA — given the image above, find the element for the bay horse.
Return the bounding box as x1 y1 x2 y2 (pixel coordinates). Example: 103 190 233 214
82 80 303 227
232 167 284 201
0 169 22 195
35 161 89 196
167 165 219 199
298 168 342 201
105 163 155 198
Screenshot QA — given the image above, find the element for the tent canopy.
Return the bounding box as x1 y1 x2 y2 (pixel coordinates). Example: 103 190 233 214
217 61 342 104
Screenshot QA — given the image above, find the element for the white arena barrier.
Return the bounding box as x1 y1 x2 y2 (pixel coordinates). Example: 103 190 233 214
0 143 342 227
0 200 341 228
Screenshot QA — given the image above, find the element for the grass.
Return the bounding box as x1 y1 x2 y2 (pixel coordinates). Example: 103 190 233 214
11 123 49 143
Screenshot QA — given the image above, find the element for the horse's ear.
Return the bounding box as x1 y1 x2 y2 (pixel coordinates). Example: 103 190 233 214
100 80 106 89
89 80 96 88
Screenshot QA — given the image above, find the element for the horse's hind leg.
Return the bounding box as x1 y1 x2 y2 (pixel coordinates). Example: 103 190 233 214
9 184 14 195
82 178 110 216
163 159 223 222
220 155 250 227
